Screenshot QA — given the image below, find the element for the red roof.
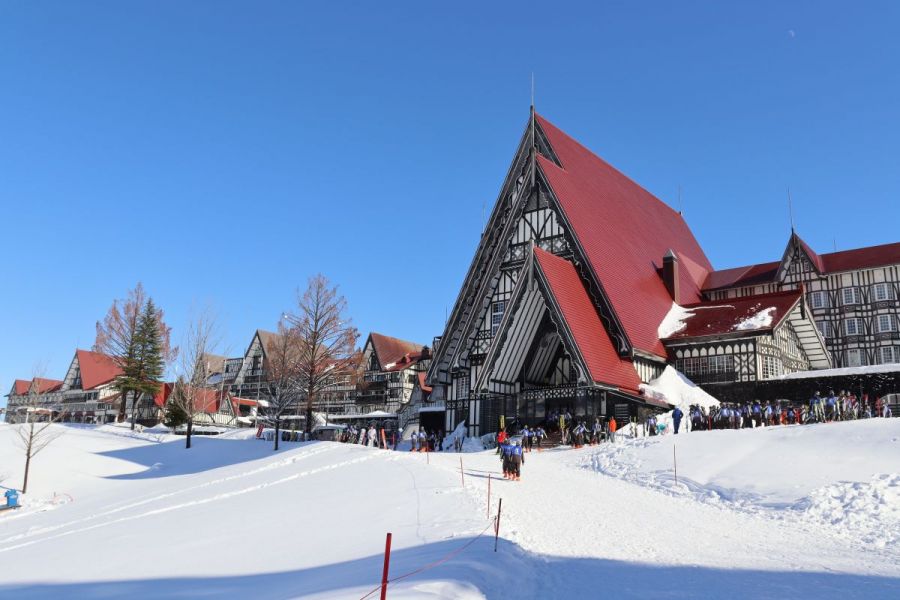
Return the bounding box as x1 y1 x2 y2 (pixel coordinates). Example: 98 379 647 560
153 382 174 408
664 289 802 340
231 396 258 407
369 333 424 370
13 379 31 395
76 349 123 390
32 378 63 393
535 248 643 394
704 238 900 291
535 114 712 358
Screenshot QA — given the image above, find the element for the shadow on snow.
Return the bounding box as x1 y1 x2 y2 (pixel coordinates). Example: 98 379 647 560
2 536 898 600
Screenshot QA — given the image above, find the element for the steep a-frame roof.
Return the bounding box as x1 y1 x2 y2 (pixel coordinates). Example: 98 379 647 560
534 114 712 358
75 349 123 390
255 330 282 358
534 248 642 393
12 379 31 395
368 333 424 370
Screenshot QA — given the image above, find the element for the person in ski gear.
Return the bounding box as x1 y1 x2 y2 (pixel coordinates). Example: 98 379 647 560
509 440 524 480
535 426 545 451
418 430 427 451
672 407 684 434
496 429 508 454
751 401 762 427
825 390 837 422
609 416 618 443
367 426 377 447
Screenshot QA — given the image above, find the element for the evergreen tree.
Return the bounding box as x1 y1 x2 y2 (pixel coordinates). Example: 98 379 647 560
128 300 167 430
163 396 188 428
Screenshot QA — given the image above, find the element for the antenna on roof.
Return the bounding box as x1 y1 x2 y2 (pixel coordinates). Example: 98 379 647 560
677 185 683 215
482 199 486 235
530 72 536 189
787 187 795 233
833 236 837 252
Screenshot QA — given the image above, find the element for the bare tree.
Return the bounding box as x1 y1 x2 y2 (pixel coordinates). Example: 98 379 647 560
95 283 176 424
284 274 359 434
264 322 304 451
168 310 220 449
16 375 67 494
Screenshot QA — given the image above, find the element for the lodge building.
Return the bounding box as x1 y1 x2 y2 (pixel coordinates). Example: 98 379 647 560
425 110 842 437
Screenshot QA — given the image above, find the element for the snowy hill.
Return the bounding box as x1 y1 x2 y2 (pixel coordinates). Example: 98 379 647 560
1 420 899 599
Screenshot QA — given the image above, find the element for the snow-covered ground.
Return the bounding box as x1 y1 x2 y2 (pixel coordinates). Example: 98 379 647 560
1 420 898 598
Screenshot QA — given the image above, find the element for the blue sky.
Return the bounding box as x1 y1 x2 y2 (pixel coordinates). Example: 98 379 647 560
2 1 899 403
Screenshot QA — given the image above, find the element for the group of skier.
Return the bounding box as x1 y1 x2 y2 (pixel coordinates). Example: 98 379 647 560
653 391 894 435
340 424 390 448
498 436 524 480
408 429 446 452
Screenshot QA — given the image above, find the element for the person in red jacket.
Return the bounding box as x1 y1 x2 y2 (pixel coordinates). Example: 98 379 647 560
495 429 507 454
609 417 618 443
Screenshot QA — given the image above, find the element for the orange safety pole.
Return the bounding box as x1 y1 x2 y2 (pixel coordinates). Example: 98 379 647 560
380 532 392 600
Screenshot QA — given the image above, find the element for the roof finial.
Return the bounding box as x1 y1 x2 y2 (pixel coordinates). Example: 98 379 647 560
530 72 535 149
787 186 795 233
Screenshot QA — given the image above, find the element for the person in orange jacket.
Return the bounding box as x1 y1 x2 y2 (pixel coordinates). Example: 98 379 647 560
609 417 618 443
495 429 507 454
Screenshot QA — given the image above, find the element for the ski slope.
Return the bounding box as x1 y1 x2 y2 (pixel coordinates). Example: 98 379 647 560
0 420 898 599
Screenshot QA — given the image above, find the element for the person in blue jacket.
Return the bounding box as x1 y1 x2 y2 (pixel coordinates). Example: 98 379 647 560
509 441 524 480
672 406 684 434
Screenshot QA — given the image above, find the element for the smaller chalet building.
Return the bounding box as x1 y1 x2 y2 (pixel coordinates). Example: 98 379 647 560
59 349 124 424
705 233 900 369
357 333 430 414
4 378 64 423
661 288 830 389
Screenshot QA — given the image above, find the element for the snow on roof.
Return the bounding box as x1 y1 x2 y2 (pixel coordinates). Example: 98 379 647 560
778 363 900 380
640 366 720 413
734 306 776 331
658 303 695 338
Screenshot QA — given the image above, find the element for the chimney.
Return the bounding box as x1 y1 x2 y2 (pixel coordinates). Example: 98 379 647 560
663 249 679 301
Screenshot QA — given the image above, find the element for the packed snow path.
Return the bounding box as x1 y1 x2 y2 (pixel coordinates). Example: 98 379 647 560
0 421 898 598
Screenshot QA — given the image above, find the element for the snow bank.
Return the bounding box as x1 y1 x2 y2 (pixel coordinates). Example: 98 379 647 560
735 306 776 331
640 366 719 413
801 473 900 549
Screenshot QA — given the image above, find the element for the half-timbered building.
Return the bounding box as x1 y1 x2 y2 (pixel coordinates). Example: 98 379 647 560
426 111 831 436
4 378 64 423
704 233 900 369
59 349 124 423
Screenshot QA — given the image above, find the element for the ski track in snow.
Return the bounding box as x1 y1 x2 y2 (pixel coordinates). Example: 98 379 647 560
0 443 371 552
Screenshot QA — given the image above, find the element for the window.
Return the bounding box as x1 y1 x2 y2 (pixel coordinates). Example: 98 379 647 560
816 320 833 338
877 346 900 364
846 348 866 367
808 291 828 309
842 287 861 306
844 318 864 336
872 283 895 302
490 301 506 336
877 314 898 333
761 356 783 379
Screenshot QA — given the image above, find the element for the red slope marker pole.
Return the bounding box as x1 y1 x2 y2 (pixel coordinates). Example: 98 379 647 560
380 532 392 600
494 498 502 552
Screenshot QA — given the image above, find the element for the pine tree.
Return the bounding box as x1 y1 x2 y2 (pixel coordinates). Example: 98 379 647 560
128 300 166 430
